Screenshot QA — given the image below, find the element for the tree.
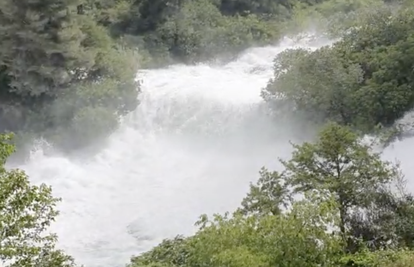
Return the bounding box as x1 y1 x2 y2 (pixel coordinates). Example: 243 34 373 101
127 122 414 267
263 7 414 133
237 167 291 216
249 122 410 252
0 0 86 97
0 0 140 150
129 236 190 267
0 133 76 267
262 47 365 128
129 195 342 267
218 0 292 19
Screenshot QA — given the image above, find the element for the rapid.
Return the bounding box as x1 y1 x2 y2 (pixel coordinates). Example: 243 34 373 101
13 35 414 267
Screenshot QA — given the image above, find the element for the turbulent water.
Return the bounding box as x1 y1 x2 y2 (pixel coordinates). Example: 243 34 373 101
13 35 414 267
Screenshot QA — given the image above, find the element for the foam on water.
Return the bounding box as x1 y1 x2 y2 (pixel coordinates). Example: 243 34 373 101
13 35 414 267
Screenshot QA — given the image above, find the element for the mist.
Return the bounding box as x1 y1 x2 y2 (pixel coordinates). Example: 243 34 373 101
7 31 411 267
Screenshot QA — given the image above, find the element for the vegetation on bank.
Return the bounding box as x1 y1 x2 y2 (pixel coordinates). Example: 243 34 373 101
0 0 387 153
0 0 139 152
4 123 414 267
262 2 414 137
0 134 76 266
126 2 414 267
127 123 414 267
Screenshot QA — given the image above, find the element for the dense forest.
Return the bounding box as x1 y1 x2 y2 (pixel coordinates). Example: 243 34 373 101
2 0 414 266
0 0 386 152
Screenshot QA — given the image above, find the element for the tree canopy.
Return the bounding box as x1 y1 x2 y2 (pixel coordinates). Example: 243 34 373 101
0 134 77 267
128 123 414 267
262 6 414 134
0 0 401 151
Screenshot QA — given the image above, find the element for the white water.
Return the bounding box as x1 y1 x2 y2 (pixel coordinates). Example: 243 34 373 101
13 35 414 267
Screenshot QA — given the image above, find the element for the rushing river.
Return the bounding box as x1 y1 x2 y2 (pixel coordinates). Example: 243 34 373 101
14 35 414 267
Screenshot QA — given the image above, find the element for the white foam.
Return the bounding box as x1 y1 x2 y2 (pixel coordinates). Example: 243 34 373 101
15 35 412 267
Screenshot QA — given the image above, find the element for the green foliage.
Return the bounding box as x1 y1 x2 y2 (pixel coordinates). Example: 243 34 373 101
129 123 414 267
0 0 139 151
238 167 291 216
0 134 76 266
283 122 407 250
107 0 372 64
155 0 280 61
263 6 414 133
262 47 364 126
130 236 190 267
0 0 395 152
287 0 383 34
237 123 414 253
340 249 414 267
117 0 283 63
130 196 342 267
